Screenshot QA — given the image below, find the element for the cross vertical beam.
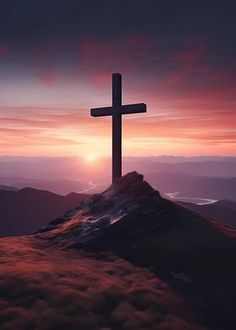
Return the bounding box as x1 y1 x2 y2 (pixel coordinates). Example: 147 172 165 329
112 73 122 183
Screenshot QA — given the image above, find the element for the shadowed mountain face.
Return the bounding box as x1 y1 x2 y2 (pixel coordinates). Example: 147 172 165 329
0 188 88 236
179 199 236 227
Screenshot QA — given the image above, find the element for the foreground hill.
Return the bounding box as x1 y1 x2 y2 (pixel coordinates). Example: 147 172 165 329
180 199 236 227
0 236 204 330
0 188 87 236
37 172 236 329
1 172 235 329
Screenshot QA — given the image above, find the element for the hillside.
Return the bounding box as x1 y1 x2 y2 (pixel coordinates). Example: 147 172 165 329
0 188 88 236
1 172 235 329
0 236 205 330
180 199 236 227
37 172 236 329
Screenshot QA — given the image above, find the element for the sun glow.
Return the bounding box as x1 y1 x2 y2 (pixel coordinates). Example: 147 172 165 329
85 154 98 162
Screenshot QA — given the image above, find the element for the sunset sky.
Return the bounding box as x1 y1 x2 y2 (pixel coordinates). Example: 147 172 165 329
0 0 235 158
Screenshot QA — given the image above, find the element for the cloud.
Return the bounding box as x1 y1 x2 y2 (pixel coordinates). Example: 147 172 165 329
38 71 57 86
0 45 10 58
6 33 158 86
170 46 206 68
89 71 112 87
0 237 205 330
0 98 235 157
78 34 157 74
0 32 235 157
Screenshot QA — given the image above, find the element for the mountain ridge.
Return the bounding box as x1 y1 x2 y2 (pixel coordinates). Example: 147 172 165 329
0 187 88 236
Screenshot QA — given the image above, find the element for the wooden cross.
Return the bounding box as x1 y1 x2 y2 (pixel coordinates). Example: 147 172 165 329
90 73 147 183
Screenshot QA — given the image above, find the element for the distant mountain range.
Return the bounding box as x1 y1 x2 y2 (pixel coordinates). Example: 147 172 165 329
1 171 235 201
0 188 88 236
0 184 18 191
123 157 236 178
145 172 236 200
0 156 235 183
0 177 88 195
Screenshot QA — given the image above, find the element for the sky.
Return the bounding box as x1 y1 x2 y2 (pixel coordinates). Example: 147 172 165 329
0 0 235 158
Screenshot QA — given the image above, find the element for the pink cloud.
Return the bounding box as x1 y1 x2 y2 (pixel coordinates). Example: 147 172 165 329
38 70 57 85
89 71 111 87
26 40 68 85
0 45 10 58
171 45 206 67
78 34 157 73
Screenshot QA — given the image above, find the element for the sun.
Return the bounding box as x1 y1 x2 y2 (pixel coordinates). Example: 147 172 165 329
85 153 97 162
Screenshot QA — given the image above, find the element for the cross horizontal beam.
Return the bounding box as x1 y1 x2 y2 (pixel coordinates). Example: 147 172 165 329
90 103 147 117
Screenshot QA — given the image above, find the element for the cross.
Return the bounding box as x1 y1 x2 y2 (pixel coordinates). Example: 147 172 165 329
90 73 147 183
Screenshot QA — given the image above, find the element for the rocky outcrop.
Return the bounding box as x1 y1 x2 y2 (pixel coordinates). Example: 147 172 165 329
37 172 165 248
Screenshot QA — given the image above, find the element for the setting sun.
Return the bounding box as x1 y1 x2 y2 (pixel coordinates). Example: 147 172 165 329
85 154 98 162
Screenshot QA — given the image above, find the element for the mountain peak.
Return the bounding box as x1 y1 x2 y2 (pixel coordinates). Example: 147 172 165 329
37 172 162 247
103 171 158 199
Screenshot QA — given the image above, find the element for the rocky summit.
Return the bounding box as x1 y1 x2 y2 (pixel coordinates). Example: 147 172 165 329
37 172 165 248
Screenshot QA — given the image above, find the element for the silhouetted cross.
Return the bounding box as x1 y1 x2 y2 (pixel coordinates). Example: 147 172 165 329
90 73 147 183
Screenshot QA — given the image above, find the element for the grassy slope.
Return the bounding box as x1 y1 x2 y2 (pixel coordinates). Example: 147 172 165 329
0 236 205 330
